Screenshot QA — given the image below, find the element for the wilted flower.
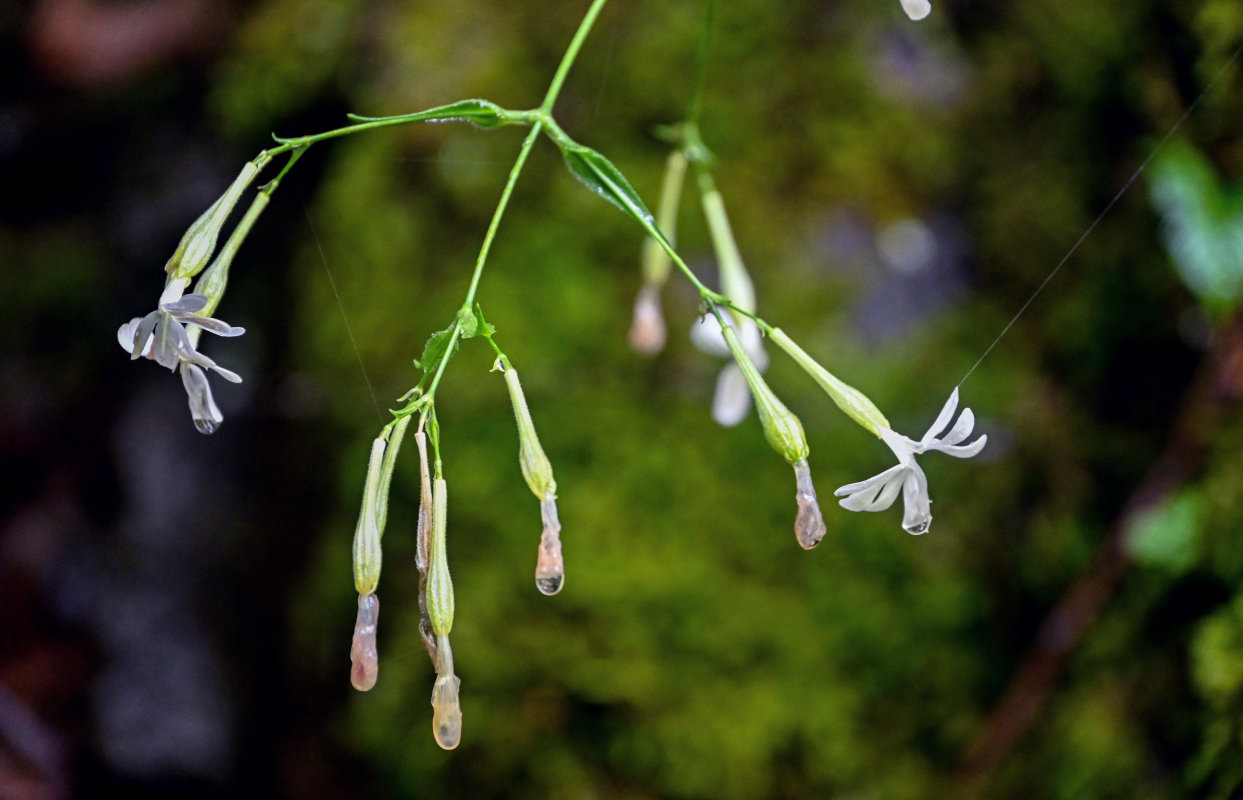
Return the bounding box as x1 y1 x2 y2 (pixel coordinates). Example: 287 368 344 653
900 0 932 21
834 388 985 535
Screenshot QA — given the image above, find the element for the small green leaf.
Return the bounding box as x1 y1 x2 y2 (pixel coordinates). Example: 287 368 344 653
455 307 479 338
560 144 656 228
347 99 511 129
414 326 457 372
473 305 497 338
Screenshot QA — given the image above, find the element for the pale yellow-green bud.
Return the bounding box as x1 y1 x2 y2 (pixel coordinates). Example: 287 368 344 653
351 438 387 595
166 161 259 281
502 366 557 501
720 323 809 464
768 328 890 437
426 477 455 636
351 416 411 595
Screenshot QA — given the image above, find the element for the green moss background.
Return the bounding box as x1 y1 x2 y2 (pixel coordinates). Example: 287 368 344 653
2 0 1242 797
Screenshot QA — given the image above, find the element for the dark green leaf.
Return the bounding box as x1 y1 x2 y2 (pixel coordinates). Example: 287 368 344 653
414 326 457 371
560 144 656 228
347 99 510 129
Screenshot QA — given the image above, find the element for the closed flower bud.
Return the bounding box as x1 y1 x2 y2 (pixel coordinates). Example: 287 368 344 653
426 477 455 636
351 416 411 595
352 438 387 595
720 323 809 464
769 328 890 437
166 162 260 281
502 365 557 501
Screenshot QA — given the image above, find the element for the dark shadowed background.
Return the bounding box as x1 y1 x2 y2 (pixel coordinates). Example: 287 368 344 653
2 0 1243 798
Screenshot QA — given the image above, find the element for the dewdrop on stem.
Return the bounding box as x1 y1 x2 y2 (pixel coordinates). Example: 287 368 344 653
349 593 379 691
430 634 462 750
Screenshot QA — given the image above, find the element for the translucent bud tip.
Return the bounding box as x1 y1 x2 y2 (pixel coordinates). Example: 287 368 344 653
628 287 666 356
794 460 827 550
350 593 380 691
431 673 463 750
535 498 565 596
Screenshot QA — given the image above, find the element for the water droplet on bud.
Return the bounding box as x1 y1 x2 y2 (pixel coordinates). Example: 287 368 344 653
535 497 564 595
793 460 827 550
350 593 379 691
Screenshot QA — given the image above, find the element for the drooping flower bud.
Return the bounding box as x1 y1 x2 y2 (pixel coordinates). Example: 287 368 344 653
502 366 557 501
351 415 411 596
769 328 890 437
166 161 260 281
352 438 387 596
499 363 565 594
413 430 438 664
629 151 686 356
349 593 380 691
426 477 455 636
720 322 809 465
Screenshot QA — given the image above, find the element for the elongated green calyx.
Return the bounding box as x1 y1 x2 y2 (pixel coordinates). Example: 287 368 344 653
351 415 412 595
721 323 809 464
166 161 260 281
768 329 890 437
641 150 688 287
502 366 557 501
427 477 455 636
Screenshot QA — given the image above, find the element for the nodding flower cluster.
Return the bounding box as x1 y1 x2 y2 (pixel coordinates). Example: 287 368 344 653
629 123 984 549
342 341 564 750
120 0 964 755
117 161 271 434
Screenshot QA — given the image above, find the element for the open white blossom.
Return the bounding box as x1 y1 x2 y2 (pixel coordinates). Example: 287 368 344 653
900 0 932 21
118 277 245 433
834 388 985 534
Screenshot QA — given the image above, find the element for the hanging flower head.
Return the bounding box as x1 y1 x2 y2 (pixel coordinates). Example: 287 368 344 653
834 388 985 534
900 0 932 21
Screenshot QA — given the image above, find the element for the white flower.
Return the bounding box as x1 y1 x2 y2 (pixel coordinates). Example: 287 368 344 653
900 0 932 21
691 314 768 427
834 388 985 534
117 279 245 382
118 278 245 433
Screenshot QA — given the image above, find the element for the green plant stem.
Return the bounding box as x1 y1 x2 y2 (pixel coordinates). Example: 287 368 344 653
540 0 610 114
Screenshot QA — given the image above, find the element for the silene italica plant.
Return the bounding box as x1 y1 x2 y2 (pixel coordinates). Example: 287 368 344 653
116 0 984 749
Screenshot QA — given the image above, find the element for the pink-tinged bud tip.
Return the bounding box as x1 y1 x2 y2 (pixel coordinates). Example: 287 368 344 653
350 593 380 691
793 460 827 550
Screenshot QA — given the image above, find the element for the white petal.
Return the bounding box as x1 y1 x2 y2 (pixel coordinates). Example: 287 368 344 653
840 469 906 512
117 318 141 353
162 293 209 313
210 364 244 384
711 363 752 427
690 316 731 358
181 363 223 434
738 320 768 371
934 433 988 459
835 462 904 499
921 387 960 448
900 466 932 535
938 407 975 446
900 0 931 21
